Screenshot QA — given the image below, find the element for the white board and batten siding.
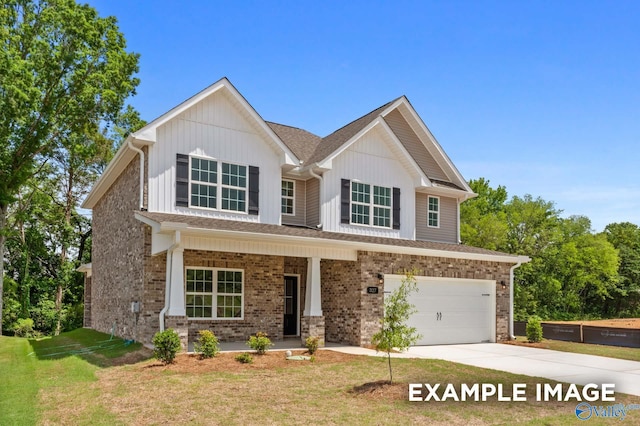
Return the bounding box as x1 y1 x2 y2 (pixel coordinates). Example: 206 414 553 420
384 275 496 346
415 193 458 243
147 90 283 224
322 126 416 239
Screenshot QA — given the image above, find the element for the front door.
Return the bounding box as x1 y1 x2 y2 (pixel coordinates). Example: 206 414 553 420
284 276 298 336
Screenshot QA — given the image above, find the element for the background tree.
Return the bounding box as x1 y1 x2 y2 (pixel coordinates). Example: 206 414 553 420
460 178 508 250
604 222 640 316
0 0 140 334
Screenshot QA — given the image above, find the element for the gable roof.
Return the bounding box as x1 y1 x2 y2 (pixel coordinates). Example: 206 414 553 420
265 122 322 164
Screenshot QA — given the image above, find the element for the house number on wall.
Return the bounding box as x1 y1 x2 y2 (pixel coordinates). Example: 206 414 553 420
366 287 379 294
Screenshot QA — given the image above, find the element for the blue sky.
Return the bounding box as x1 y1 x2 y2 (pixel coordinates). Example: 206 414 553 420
91 0 639 231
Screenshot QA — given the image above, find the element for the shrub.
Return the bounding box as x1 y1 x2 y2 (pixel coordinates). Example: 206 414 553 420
526 316 543 343
152 329 182 364
235 352 253 364
13 318 35 338
247 331 273 355
305 336 320 355
194 330 219 359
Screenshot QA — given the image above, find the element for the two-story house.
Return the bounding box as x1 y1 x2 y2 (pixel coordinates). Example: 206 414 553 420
80 77 528 349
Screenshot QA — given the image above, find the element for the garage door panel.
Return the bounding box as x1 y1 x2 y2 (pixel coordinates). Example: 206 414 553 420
384 276 495 346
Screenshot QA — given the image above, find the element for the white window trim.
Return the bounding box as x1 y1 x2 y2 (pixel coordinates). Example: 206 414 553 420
428 195 440 228
185 267 244 320
281 179 296 216
350 181 392 229
188 155 248 214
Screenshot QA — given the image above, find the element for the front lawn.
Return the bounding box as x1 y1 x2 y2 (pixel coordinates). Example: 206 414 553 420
2 330 639 425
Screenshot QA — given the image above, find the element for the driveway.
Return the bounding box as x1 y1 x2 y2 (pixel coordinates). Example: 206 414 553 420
405 343 640 397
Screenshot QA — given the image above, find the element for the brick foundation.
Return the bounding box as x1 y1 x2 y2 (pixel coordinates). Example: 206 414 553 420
300 316 325 347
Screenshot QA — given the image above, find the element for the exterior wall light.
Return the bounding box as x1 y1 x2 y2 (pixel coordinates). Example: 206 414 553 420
378 273 384 284
501 280 506 290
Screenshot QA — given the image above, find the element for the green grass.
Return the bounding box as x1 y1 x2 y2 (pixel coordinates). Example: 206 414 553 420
0 329 147 425
1 331 639 425
513 336 640 362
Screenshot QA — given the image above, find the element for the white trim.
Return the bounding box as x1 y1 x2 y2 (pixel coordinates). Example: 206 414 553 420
188 154 249 214
349 181 393 229
284 274 301 336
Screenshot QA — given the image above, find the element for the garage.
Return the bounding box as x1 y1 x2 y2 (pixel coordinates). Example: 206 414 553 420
384 275 496 345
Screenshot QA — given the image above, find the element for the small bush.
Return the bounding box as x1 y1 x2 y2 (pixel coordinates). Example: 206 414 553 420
247 331 273 354
526 316 543 343
13 318 35 338
235 352 253 364
194 330 219 359
305 336 320 355
152 329 182 364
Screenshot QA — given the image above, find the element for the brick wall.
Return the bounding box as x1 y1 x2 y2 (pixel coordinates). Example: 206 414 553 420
91 156 145 341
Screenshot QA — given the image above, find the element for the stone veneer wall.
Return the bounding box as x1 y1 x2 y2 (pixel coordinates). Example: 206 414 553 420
322 251 514 346
91 155 146 341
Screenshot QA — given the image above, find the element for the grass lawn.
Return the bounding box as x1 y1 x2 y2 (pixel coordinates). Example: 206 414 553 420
510 336 640 362
1 330 639 425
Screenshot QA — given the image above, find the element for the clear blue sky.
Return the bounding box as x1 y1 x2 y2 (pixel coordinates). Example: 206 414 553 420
91 0 639 231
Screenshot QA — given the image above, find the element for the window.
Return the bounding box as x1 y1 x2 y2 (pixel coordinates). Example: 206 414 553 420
186 268 243 319
189 156 247 212
350 182 392 228
281 180 295 215
428 196 439 227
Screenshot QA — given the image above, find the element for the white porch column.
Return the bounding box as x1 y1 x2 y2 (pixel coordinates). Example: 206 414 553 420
304 256 322 316
168 246 186 316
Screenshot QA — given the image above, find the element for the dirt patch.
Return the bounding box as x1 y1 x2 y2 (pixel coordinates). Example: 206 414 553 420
142 348 361 373
349 380 406 400
544 318 640 328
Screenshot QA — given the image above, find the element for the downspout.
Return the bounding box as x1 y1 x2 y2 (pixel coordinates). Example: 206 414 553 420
309 164 324 228
127 139 145 210
509 259 526 340
159 231 181 332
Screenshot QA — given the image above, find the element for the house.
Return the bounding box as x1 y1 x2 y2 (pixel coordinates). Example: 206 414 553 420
80 77 529 348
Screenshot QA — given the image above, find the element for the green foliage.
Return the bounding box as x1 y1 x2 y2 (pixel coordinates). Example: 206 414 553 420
247 331 273 355
13 318 36 338
305 336 320 355
526 316 543 343
372 272 421 383
152 329 181 364
194 330 219 359
235 352 253 364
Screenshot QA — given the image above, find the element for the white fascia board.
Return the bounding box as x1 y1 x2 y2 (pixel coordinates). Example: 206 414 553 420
157 221 528 264
76 263 92 276
398 101 473 193
319 118 385 165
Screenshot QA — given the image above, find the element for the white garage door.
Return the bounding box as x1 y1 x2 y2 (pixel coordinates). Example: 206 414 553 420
384 276 496 346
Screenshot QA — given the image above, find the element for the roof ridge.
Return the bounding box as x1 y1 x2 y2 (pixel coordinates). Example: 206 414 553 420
321 96 402 139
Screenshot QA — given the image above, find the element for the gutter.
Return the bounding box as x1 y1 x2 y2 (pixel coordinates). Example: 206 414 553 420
127 139 145 210
308 164 324 228
159 231 181 331
509 256 530 339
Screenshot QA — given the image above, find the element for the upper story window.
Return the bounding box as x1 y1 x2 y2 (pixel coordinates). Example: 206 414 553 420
341 179 400 230
176 154 259 215
281 180 295 215
189 156 247 213
428 196 439 227
350 182 392 228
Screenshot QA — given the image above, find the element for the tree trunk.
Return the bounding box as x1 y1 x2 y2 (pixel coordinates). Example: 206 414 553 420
0 204 7 336
387 351 393 384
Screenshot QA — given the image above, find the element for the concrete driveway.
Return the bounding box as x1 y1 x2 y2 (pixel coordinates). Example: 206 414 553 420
405 343 640 397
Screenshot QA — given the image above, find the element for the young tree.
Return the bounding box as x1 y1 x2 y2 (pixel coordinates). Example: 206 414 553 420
372 272 421 383
0 0 140 333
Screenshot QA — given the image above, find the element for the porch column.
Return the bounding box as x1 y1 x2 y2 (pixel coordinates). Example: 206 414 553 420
168 246 186 316
302 257 325 346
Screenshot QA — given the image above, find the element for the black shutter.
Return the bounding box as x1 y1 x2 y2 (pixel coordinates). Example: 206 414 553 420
392 187 401 230
176 154 189 207
341 179 350 224
248 166 259 215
